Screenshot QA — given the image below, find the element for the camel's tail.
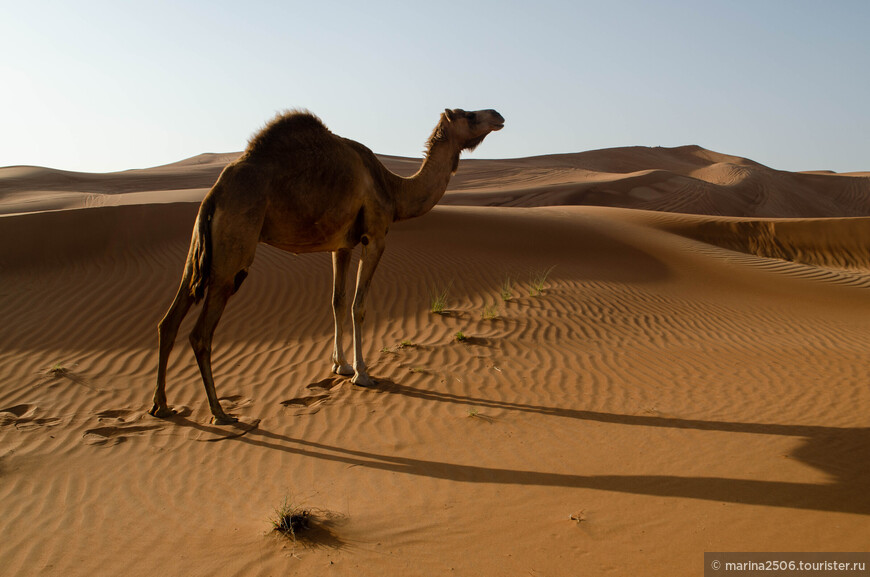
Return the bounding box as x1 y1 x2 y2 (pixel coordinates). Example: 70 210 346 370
188 194 215 304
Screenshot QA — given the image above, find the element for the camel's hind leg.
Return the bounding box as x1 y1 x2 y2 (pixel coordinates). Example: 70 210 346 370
331 248 354 376
150 271 195 418
189 279 241 425
189 219 258 425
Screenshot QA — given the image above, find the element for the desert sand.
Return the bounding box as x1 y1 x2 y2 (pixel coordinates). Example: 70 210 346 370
1 145 869 576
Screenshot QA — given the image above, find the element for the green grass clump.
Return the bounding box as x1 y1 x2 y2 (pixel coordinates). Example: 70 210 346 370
481 302 500 320
529 266 556 296
467 407 494 423
500 277 513 302
454 331 468 342
429 281 452 314
48 363 69 378
382 340 415 354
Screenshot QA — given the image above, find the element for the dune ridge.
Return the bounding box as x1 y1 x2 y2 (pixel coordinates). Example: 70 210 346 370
1 145 869 576
3 145 868 217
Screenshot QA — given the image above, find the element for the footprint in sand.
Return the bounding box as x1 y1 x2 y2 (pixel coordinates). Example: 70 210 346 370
217 395 254 413
83 424 165 446
83 408 166 446
281 394 331 408
280 377 345 414
96 408 136 421
0 403 62 431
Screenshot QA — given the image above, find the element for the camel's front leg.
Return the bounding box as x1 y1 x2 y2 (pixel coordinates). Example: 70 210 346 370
331 249 354 376
350 238 385 387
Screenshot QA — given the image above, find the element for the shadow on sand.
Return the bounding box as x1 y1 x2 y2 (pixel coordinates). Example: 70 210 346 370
163 378 870 516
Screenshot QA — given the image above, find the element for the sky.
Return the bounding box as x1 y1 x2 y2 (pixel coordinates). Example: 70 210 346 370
1 0 867 174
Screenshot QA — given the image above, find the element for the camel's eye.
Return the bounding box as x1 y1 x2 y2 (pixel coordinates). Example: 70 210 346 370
466 112 477 124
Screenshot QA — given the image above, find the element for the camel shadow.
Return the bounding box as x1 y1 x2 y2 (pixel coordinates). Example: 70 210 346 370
372 379 870 515
161 377 870 516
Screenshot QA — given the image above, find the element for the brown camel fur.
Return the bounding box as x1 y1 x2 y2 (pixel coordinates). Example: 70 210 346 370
150 108 505 424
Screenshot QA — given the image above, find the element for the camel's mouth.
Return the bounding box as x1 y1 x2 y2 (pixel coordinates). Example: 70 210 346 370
481 109 504 131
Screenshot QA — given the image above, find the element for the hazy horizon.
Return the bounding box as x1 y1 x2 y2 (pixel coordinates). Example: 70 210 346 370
1 0 867 174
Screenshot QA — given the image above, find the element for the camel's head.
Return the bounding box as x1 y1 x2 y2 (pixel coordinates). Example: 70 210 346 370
435 108 505 153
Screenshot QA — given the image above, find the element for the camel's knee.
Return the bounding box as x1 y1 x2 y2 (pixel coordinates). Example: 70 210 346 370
232 269 248 294
333 291 346 312
352 301 366 323
158 315 178 341
189 330 210 358
157 318 170 343
158 294 193 343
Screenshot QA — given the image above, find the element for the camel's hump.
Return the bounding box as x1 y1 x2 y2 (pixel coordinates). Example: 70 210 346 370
264 110 328 132
245 110 331 157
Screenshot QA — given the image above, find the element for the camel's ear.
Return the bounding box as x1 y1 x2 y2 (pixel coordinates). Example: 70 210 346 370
444 109 455 122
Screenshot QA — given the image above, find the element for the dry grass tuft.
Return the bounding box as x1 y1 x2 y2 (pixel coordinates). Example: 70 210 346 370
271 497 311 541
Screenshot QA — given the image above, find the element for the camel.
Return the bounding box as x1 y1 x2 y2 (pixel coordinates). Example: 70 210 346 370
149 108 505 424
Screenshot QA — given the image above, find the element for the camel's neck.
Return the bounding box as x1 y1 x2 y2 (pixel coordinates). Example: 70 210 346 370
393 140 460 221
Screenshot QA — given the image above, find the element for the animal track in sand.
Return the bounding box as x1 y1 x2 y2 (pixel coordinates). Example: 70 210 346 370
83 424 165 446
0 403 62 430
280 377 346 414
83 407 166 445
281 394 331 408
0 404 32 418
96 408 138 421
217 395 254 412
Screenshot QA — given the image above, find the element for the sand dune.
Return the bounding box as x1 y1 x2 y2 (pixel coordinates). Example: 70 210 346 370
1 146 869 576
442 146 870 217
3 145 869 217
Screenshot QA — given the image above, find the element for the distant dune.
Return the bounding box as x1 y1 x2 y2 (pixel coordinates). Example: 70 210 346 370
1 146 868 576
2 145 868 217
442 145 870 217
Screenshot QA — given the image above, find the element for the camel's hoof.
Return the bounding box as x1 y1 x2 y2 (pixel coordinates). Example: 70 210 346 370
149 404 176 419
352 373 375 388
333 363 354 377
211 414 239 426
